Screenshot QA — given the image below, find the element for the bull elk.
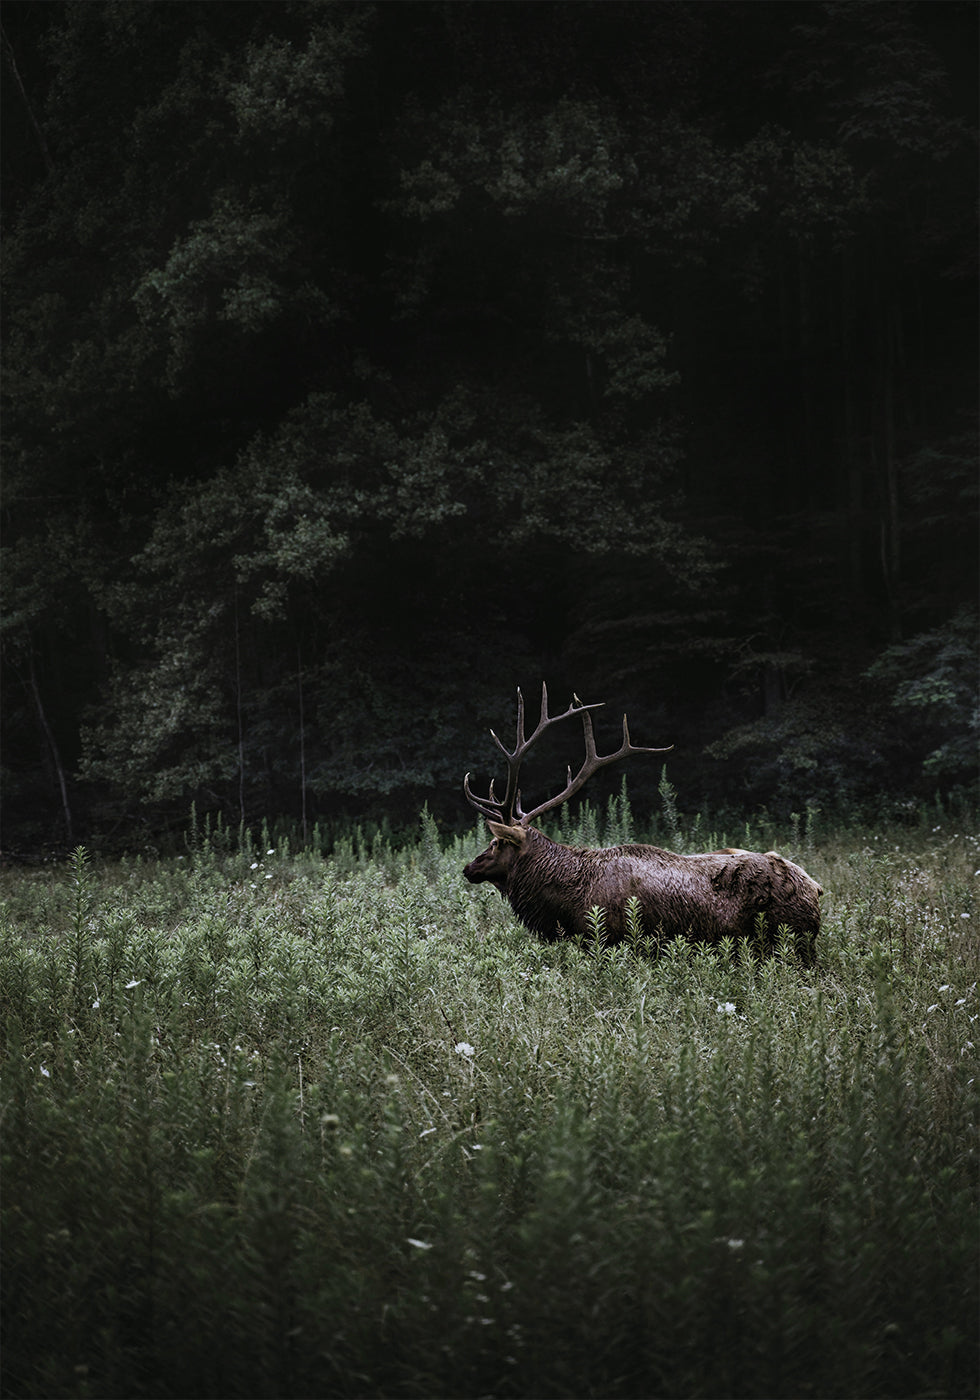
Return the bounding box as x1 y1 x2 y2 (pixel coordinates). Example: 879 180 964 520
463 685 822 963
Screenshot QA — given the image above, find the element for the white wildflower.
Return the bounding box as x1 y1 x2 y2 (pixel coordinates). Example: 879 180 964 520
455 1041 476 1058
717 1002 737 1016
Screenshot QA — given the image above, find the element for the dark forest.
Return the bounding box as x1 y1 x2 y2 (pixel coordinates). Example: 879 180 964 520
2 0 977 851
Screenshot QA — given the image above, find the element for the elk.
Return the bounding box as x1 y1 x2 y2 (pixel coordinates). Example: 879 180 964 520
463 685 822 963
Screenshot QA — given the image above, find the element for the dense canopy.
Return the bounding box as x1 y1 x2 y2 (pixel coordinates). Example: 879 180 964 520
2 0 976 849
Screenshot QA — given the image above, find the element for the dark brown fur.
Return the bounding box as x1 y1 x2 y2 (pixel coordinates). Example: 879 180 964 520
464 824 822 962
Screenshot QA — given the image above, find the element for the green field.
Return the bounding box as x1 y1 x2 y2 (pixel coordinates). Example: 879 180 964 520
2 810 977 1399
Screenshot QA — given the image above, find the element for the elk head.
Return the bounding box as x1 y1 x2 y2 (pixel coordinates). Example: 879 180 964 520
462 684 670 886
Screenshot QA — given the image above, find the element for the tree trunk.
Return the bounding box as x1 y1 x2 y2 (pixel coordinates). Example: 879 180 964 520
874 285 902 641
234 594 246 825
297 644 308 846
27 650 73 842
840 246 864 604
1 22 55 174
798 247 817 512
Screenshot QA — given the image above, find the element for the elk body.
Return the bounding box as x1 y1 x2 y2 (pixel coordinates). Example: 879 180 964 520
463 686 822 963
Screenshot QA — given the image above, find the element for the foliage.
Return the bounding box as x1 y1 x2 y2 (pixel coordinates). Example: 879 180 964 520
1 1 976 844
866 607 979 782
1 816 977 1398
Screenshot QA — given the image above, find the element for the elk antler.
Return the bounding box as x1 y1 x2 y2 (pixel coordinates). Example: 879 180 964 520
463 683 600 825
463 683 671 827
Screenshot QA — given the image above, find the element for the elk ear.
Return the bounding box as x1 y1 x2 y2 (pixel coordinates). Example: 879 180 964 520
487 821 527 847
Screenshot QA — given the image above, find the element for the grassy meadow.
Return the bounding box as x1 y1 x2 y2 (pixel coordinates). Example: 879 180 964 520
1 802 978 1400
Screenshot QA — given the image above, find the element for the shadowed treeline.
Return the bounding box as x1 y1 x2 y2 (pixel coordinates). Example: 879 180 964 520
2 1 976 848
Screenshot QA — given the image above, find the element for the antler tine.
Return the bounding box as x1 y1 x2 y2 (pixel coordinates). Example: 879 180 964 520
463 772 510 822
518 705 672 826
527 683 605 746
464 683 607 826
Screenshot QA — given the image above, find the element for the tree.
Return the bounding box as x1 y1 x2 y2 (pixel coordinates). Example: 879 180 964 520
2 1 975 844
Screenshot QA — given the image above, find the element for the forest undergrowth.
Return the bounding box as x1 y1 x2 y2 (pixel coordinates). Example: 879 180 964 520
1 801 977 1399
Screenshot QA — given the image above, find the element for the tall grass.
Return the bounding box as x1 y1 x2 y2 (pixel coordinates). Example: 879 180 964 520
1 810 977 1399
